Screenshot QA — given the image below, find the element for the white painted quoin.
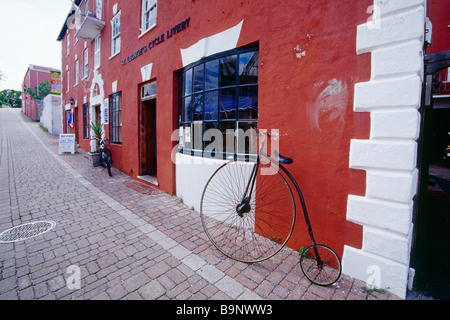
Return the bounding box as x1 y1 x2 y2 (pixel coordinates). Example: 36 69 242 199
343 0 426 298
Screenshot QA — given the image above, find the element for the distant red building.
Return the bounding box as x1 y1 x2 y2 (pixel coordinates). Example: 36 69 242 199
21 65 60 121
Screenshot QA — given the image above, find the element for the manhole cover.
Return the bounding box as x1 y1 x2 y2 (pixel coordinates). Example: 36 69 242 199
0 221 56 243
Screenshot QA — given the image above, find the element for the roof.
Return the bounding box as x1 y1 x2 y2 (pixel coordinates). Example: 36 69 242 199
56 0 82 41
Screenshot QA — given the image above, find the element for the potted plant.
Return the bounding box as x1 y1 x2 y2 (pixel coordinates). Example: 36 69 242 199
88 120 103 166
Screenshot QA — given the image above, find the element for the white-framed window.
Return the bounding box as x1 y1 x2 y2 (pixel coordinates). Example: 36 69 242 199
83 48 89 79
66 31 70 56
66 70 70 91
95 0 102 19
141 0 157 33
111 11 121 57
94 35 101 69
75 60 79 86
83 0 90 16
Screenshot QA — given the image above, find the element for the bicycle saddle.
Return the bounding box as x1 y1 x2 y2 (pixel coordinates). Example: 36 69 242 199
273 150 293 164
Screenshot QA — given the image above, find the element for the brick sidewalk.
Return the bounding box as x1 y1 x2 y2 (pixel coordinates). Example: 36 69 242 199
0 108 402 300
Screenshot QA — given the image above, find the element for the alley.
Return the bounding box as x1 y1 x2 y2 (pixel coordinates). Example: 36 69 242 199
0 107 399 301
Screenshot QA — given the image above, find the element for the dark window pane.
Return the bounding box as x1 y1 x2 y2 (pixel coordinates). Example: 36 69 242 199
110 92 122 144
239 52 259 84
205 59 219 90
184 68 192 96
183 96 192 122
142 81 157 99
220 55 237 87
219 88 236 120
238 86 258 119
193 64 204 93
193 94 203 121
204 91 218 120
218 121 236 154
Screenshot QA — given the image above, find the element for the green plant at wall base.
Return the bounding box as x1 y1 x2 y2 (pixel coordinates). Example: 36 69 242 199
38 123 48 132
89 121 103 152
89 121 103 138
298 245 311 259
362 287 388 300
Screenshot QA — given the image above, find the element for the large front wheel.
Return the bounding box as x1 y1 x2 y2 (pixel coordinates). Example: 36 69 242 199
200 159 296 263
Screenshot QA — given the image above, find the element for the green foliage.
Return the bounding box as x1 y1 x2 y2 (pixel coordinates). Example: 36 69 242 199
25 81 51 100
89 121 103 152
89 120 103 139
0 89 21 108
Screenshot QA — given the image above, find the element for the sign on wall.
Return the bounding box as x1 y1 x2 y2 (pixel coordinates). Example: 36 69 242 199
103 98 109 124
50 71 62 94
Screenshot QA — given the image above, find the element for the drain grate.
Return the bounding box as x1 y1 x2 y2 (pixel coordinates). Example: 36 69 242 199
0 221 56 243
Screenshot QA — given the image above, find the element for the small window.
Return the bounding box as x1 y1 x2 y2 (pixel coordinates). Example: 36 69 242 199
110 92 122 144
111 12 121 56
83 48 89 78
141 0 157 33
66 70 70 91
95 0 102 19
83 103 90 139
66 32 70 56
141 81 156 100
94 35 101 69
75 60 79 86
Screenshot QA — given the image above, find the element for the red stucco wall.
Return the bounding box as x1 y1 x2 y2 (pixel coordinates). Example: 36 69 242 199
62 0 374 256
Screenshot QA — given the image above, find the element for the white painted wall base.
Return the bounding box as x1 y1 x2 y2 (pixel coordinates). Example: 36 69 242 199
175 153 227 211
343 0 425 299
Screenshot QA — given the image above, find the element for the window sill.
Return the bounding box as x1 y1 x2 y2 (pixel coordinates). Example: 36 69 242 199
138 24 157 39
109 51 120 60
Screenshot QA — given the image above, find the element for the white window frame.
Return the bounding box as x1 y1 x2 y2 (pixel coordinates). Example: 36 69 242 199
110 11 121 58
95 0 102 19
140 0 157 36
75 60 79 86
94 35 101 69
66 70 70 92
66 31 70 56
83 48 89 79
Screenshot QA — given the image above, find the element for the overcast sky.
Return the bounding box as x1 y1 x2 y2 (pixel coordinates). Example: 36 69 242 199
0 0 73 91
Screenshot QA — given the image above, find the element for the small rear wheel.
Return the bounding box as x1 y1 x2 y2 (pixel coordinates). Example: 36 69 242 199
299 244 341 286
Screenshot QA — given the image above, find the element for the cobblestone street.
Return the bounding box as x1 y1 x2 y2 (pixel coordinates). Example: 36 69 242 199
0 107 401 301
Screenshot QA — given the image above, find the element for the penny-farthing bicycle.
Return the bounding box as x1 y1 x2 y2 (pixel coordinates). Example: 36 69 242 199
200 129 341 286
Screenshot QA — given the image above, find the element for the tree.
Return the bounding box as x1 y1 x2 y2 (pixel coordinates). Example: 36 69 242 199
0 89 21 108
25 81 51 100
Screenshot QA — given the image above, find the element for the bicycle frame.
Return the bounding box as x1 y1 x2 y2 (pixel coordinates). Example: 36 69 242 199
238 132 323 267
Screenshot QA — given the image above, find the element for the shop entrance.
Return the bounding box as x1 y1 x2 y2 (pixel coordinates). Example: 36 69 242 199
140 98 157 178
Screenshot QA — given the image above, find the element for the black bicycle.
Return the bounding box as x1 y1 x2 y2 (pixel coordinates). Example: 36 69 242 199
94 137 113 177
200 129 342 286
